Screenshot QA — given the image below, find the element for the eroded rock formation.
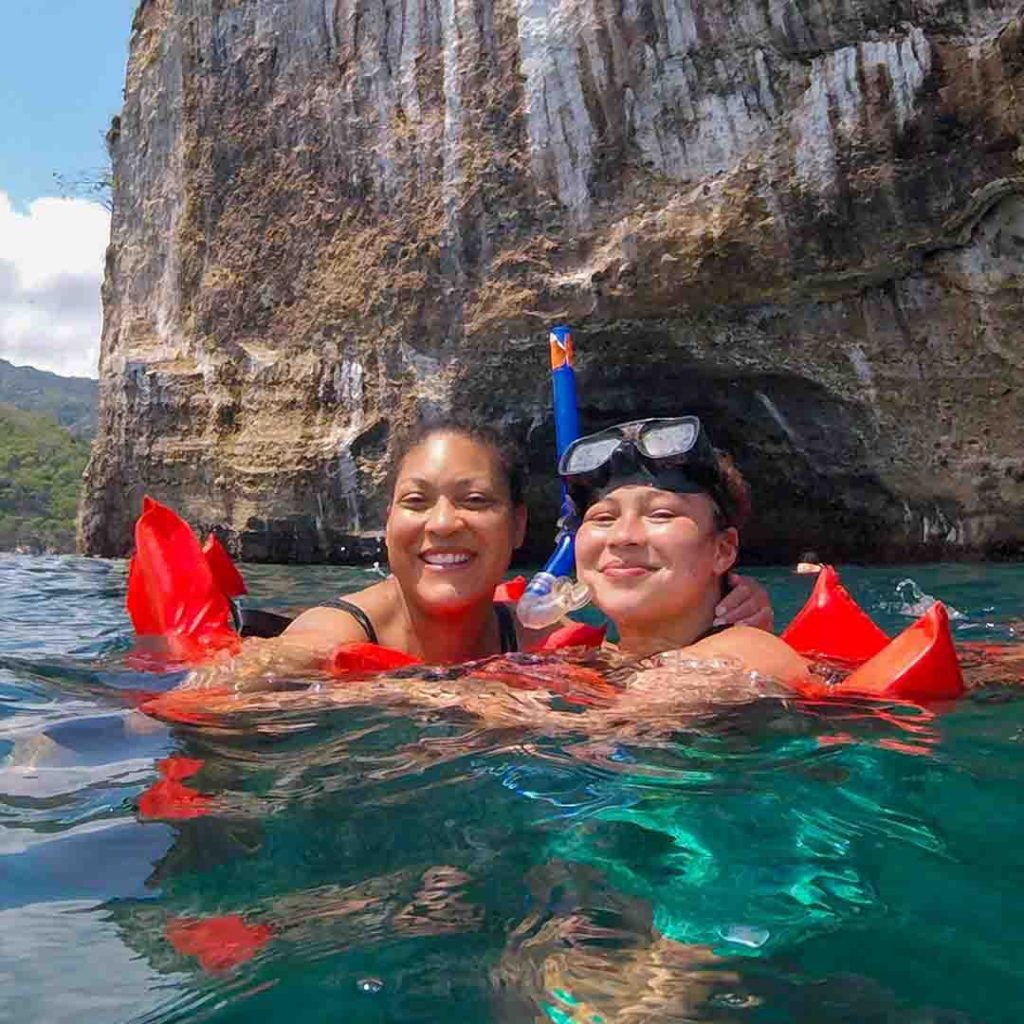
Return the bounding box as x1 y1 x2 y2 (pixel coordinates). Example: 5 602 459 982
80 0 1024 562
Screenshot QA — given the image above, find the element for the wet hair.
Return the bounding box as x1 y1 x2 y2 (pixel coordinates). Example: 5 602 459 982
713 452 752 531
391 415 528 506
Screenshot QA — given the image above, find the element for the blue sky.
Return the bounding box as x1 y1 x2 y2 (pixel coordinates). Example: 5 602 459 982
1 0 137 207
0 0 137 376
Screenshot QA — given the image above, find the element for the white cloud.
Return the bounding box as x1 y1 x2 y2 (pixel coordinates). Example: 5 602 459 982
0 191 110 378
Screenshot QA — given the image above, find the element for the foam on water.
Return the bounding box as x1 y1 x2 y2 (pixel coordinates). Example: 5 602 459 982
892 577 964 620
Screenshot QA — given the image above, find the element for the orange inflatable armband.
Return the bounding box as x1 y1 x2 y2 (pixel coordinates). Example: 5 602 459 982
137 755 213 820
493 576 527 603
832 602 964 701
781 565 889 665
166 915 274 972
531 622 607 651
125 554 160 636
324 642 422 677
127 497 239 662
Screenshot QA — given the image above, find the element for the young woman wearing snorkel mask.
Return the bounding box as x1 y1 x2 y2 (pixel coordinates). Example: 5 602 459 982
561 416 808 684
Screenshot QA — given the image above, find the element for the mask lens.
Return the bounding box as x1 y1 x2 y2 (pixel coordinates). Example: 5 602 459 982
562 436 621 476
640 419 698 459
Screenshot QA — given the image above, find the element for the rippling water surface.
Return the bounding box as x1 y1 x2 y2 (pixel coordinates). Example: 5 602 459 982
1 556 1021 1023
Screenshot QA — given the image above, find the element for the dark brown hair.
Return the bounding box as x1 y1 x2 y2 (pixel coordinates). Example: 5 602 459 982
391 415 528 506
714 452 752 531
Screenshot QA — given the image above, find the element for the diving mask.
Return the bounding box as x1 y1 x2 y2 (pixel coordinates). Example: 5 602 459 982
559 416 733 520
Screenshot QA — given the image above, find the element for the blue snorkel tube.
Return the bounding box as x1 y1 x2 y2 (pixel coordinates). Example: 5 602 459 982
516 326 591 629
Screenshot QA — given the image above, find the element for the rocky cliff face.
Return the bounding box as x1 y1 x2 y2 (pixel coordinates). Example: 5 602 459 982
80 0 1024 563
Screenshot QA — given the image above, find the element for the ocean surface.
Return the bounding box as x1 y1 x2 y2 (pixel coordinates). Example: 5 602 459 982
0 556 1021 1023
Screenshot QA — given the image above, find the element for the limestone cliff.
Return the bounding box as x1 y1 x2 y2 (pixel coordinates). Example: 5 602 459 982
81 0 1024 563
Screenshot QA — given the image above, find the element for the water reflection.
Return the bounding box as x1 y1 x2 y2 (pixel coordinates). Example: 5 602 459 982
97 665 993 1022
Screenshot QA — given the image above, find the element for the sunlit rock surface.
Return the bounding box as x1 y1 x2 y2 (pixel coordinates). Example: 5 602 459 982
81 0 1024 562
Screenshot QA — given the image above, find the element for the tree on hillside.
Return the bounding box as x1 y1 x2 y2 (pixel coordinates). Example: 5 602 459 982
0 404 90 553
53 166 113 212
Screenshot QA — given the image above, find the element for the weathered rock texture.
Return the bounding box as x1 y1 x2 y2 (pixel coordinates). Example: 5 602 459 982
81 0 1024 563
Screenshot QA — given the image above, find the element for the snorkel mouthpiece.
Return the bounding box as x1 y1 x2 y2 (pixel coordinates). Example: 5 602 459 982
516 326 592 630
516 532 591 630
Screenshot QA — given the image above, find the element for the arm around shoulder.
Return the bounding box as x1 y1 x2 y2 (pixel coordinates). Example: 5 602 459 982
718 574 775 632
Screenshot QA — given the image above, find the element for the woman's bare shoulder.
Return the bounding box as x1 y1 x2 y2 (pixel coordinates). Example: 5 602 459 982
283 607 372 645
284 579 395 644
686 625 808 683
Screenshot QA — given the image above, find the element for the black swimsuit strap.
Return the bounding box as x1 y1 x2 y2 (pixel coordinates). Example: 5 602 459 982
325 597 379 645
495 602 518 654
327 597 516 654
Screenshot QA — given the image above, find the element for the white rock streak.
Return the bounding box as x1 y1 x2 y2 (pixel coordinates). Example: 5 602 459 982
621 0 777 182
441 0 470 266
515 0 594 226
794 27 932 190
397 0 423 123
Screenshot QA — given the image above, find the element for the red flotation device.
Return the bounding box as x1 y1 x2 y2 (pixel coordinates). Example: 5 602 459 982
137 755 213 820
325 642 422 676
533 621 607 651
784 565 964 702
835 602 963 701
166 914 273 973
493 576 527 603
201 533 247 598
127 498 240 665
781 566 889 665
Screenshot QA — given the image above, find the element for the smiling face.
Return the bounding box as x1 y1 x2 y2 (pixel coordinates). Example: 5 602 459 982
574 484 738 630
385 432 527 615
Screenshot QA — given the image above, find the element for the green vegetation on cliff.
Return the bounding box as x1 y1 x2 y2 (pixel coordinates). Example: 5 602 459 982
0 404 90 552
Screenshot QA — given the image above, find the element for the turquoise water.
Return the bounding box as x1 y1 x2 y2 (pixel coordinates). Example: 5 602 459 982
0 556 1021 1023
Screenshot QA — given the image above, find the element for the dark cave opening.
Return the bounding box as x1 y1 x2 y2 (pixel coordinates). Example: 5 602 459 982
516 362 917 566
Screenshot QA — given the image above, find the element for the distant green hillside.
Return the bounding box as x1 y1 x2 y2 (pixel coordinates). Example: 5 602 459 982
0 404 90 553
0 359 98 439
